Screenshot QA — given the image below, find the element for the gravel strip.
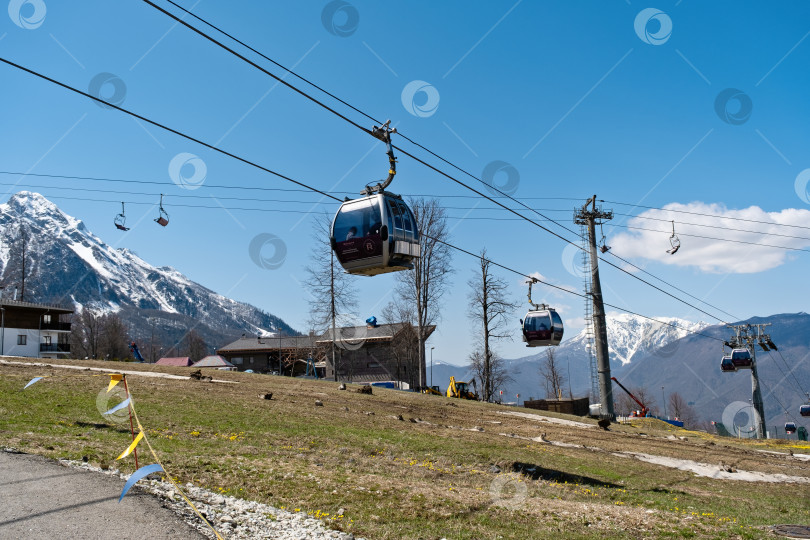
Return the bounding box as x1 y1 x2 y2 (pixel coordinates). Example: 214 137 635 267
60 459 363 540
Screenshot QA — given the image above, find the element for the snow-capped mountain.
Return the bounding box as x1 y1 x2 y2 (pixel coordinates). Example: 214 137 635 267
560 313 709 366
0 192 296 348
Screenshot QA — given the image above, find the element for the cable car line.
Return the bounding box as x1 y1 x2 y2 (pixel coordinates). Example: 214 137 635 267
604 200 810 231
604 252 742 323
612 212 810 241
0 56 341 204
613 223 810 253
139 0 586 246
147 0 585 241
0 57 738 334
425 235 726 343
139 0 797 328
6 170 810 246
769 348 810 398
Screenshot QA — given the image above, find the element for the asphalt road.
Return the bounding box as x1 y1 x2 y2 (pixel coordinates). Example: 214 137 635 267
0 451 204 539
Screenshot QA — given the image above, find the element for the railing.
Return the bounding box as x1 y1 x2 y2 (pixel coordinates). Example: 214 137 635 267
40 321 71 331
39 343 70 353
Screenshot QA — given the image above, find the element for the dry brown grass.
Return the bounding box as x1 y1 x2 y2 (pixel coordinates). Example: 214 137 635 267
1 357 808 539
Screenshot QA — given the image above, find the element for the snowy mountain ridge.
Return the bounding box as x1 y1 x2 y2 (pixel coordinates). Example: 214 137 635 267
0 191 295 346
564 313 710 365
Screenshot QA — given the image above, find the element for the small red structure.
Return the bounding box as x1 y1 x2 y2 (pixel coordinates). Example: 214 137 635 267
156 356 193 367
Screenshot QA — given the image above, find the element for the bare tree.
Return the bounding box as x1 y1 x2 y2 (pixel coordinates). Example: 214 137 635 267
183 329 207 362
382 301 418 389
99 313 129 360
304 214 357 381
539 348 566 399
467 249 518 401
394 198 452 387
668 392 699 427
70 308 103 359
614 383 657 416
469 349 512 401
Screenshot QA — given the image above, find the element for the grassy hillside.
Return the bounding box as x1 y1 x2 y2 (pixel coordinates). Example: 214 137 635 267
1 358 808 539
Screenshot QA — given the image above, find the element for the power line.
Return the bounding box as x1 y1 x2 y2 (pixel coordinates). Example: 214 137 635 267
604 199 810 231
138 2 748 328
0 57 339 203
612 212 810 241
612 223 810 253
0 57 727 345
768 348 809 399
605 252 742 323
1 55 739 329
140 0 586 245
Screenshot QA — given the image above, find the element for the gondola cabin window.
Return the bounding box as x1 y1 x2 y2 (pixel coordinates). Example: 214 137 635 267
334 198 381 241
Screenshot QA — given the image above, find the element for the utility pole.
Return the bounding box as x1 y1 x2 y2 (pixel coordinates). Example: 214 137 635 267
574 196 615 419
725 323 773 439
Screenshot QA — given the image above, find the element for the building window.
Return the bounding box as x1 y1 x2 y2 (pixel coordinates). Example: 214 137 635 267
43 336 52 345
17 335 26 346
367 362 381 368
43 314 51 324
232 357 243 365
249 357 254 364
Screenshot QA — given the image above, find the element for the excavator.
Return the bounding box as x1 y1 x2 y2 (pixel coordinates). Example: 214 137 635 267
446 376 477 400
611 376 649 417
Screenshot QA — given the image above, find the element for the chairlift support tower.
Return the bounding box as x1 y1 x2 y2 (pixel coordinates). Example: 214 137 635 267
726 323 771 439
574 195 615 419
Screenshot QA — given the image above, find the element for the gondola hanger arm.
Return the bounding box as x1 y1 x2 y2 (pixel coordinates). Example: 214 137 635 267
362 120 397 196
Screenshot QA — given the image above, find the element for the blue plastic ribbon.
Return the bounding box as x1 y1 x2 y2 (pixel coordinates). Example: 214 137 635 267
119 463 163 502
102 397 130 415
23 377 43 389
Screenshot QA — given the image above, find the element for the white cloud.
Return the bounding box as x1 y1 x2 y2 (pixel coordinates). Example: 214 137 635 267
609 202 810 274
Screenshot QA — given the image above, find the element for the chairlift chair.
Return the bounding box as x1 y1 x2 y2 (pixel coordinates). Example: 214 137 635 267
666 220 680 254
730 348 753 368
114 202 129 231
520 279 564 347
330 122 421 276
599 222 610 253
155 194 169 227
799 403 810 417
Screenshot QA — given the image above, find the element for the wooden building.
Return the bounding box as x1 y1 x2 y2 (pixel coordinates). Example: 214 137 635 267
523 397 590 416
217 334 326 377
216 322 435 387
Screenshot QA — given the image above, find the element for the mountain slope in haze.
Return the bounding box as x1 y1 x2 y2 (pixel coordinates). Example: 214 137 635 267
0 192 297 351
502 314 709 400
443 311 809 433
616 312 810 432
431 314 707 400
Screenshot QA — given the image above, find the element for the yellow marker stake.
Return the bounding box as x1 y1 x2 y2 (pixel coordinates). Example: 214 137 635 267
116 431 143 460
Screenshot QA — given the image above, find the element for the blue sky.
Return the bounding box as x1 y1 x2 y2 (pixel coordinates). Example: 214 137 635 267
1 1 809 365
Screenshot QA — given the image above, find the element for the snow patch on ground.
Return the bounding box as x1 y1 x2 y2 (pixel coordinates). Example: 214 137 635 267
498 410 594 428
616 451 810 483
0 360 238 384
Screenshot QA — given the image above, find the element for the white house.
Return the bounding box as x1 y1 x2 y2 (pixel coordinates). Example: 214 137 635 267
0 299 73 359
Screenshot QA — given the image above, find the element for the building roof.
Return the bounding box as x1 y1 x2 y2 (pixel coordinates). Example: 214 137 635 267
316 323 435 345
156 356 193 366
192 355 235 368
217 335 318 354
0 299 73 314
216 323 436 355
